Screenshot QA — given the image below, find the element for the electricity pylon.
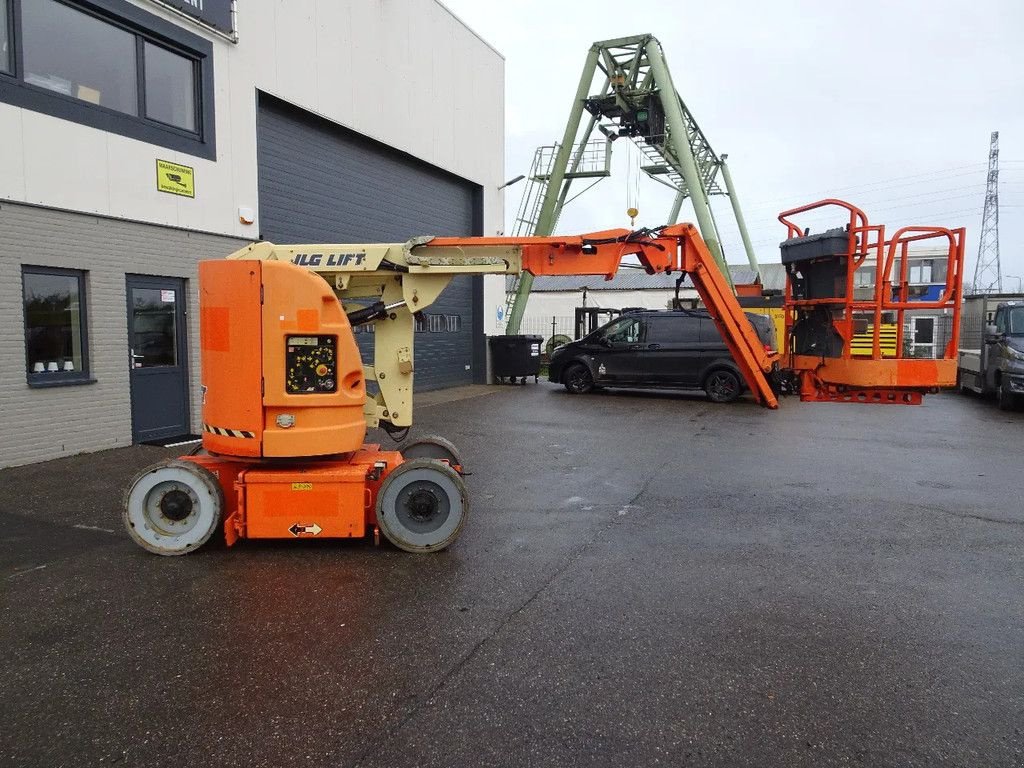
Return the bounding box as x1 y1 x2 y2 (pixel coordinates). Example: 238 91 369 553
972 131 1001 294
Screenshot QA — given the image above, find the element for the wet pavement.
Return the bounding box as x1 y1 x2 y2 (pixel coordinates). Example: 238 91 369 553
2 386 1023 767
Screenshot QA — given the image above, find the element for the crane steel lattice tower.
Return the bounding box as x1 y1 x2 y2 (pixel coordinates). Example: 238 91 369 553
503 34 758 334
972 131 1001 293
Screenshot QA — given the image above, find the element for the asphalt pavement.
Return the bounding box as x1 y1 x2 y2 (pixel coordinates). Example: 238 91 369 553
1 385 1022 767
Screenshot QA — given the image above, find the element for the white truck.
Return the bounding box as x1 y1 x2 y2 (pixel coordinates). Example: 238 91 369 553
957 293 1024 410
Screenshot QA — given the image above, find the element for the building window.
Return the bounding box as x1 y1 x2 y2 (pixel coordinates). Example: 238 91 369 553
0 0 214 159
23 0 139 115
144 41 196 132
22 267 90 384
1 0 11 74
908 260 934 285
853 267 875 287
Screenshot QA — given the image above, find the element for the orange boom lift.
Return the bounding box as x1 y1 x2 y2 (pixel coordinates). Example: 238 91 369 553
123 202 964 556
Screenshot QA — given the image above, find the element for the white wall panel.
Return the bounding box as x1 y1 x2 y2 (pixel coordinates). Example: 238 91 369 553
21 110 110 213
312 1 350 122
1 0 505 239
0 104 26 201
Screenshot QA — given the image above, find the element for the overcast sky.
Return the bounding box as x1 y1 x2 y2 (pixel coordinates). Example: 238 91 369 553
441 0 1024 284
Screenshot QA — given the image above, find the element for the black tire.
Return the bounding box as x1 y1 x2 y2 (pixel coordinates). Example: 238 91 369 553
704 369 742 403
400 435 463 469
563 363 594 394
997 377 1018 411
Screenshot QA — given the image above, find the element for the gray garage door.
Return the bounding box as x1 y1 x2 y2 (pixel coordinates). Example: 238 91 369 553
256 94 483 391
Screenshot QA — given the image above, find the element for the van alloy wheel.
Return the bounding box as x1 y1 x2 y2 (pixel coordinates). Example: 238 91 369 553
705 369 741 403
563 363 594 394
997 378 1018 411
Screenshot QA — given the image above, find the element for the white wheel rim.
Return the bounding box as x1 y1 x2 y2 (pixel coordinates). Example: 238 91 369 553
378 465 466 552
124 464 221 555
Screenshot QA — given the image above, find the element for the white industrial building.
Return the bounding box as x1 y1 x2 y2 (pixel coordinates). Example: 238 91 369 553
0 0 505 467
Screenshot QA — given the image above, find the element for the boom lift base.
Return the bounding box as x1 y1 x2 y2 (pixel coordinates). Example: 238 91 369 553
124 445 467 555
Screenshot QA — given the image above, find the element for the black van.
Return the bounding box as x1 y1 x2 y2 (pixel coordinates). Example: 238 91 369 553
547 310 776 403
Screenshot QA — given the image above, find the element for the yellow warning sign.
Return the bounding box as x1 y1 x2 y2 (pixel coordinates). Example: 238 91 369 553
291 482 313 491
156 159 195 198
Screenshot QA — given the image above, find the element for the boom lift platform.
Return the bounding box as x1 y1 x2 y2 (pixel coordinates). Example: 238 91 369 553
124 201 964 556
778 199 965 404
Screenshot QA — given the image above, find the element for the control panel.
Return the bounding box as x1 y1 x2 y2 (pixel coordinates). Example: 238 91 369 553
285 336 338 394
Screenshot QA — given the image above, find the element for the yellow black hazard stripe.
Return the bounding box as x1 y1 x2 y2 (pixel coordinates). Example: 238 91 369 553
851 324 898 357
203 424 256 439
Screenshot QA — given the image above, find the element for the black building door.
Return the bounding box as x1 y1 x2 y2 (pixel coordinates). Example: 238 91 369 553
127 275 189 443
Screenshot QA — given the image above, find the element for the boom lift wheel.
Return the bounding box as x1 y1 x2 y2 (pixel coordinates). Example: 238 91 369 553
399 435 464 469
123 460 223 556
377 458 468 553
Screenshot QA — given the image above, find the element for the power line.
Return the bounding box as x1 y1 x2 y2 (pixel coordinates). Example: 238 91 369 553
738 168 1009 214
707 178 1024 227
720 205 988 252
727 163 1024 215
707 189 1016 242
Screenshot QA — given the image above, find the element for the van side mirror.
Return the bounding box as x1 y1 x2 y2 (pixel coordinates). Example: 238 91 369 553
599 336 613 348
985 324 1002 342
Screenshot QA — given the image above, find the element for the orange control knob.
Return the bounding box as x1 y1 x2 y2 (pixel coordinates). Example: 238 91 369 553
315 364 329 377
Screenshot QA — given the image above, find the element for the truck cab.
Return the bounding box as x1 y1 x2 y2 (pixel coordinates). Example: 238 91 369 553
985 302 1024 410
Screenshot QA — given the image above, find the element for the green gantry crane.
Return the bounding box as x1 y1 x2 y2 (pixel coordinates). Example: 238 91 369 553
504 34 759 334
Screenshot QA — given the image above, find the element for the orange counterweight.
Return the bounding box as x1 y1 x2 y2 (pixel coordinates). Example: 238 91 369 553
198 260 367 459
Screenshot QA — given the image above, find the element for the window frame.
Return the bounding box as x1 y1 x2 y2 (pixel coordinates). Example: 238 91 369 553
853 266 876 288
599 316 644 345
142 39 199 133
1008 307 1024 336
21 265 94 388
908 259 935 285
0 0 215 160
1 0 12 74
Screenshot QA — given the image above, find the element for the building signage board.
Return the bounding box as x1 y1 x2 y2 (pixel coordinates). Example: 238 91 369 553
152 0 233 34
156 160 196 198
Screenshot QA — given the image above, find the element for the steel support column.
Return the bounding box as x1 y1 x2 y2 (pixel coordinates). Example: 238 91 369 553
720 156 759 279
644 39 729 283
506 47 601 334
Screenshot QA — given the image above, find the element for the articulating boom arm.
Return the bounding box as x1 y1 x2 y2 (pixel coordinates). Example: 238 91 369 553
229 224 779 432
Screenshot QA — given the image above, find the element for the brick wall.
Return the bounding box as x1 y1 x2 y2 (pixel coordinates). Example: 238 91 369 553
0 201 249 467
